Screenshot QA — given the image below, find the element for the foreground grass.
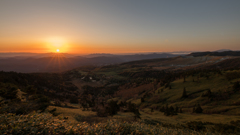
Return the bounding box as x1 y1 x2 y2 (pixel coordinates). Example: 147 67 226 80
48 105 240 125
0 112 218 135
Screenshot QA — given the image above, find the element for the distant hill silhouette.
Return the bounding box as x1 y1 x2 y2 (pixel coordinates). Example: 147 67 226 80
214 49 232 52
0 53 178 73
188 51 240 57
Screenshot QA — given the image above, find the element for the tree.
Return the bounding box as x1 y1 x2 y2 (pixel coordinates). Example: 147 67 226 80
161 89 164 92
164 104 170 116
183 76 186 83
25 85 37 101
181 87 187 98
206 74 210 79
70 96 79 104
126 102 141 119
96 106 108 117
192 107 196 113
179 108 183 113
106 100 119 116
141 97 145 103
195 104 203 113
233 81 240 90
134 109 141 120
119 101 125 107
169 106 175 115
160 106 165 112
201 89 212 98
175 106 179 113
151 108 154 112
4 85 18 99
27 85 36 93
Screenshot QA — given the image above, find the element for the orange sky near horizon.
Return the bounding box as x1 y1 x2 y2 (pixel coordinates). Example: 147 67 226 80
1 1 240 54
0 38 239 54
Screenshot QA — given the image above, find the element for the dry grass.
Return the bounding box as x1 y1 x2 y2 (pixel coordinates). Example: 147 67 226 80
47 106 97 123
140 108 240 125
71 78 104 91
48 104 240 126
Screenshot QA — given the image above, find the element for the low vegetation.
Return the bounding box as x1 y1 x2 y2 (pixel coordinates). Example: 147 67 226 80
0 56 240 134
0 112 226 135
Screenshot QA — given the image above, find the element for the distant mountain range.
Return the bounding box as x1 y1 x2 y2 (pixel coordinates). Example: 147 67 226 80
214 49 232 52
188 51 240 57
0 53 77 59
1 50 239 73
0 53 179 73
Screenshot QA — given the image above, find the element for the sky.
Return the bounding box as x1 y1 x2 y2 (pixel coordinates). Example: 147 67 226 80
0 0 240 54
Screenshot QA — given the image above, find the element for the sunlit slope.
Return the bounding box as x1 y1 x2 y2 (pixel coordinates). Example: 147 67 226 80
140 70 240 115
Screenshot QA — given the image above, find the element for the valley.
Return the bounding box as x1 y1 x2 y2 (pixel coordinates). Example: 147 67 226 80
1 53 240 134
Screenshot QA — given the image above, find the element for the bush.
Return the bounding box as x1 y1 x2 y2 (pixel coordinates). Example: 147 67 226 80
96 106 108 117
233 81 240 89
70 96 79 104
181 87 187 98
106 100 119 116
186 121 206 131
0 85 18 99
159 106 165 112
201 89 212 98
0 112 211 135
164 104 177 116
225 72 240 80
230 120 240 128
194 104 203 113
15 106 27 115
211 123 239 134
141 97 145 103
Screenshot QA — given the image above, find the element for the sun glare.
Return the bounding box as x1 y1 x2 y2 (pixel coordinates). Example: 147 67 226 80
45 37 69 53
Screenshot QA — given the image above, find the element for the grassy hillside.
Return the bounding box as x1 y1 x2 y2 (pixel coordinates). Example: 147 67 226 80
2 112 222 135
1 56 240 134
144 70 240 113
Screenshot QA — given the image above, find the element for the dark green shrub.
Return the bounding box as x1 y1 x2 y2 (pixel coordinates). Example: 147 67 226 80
0 85 18 99
159 106 165 112
181 87 187 98
211 123 239 134
70 96 79 104
233 81 240 89
195 104 203 113
151 108 154 112
225 72 240 80
106 100 119 116
134 109 141 120
179 108 183 113
175 106 179 113
96 107 108 117
201 89 212 98
15 106 27 115
186 121 205 131
164 104 170 116
49 108 57 113
230 120 240 128
141 97 144 103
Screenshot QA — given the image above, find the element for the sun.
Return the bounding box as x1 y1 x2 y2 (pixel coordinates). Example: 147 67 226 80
45 37 69 53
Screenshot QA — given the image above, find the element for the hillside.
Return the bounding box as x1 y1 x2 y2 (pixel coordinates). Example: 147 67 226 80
1 55 240 134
